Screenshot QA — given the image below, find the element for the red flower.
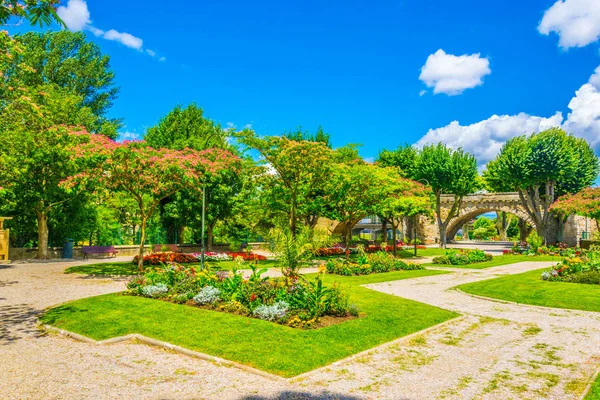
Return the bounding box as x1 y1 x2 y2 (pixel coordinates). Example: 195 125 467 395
249 294 257 302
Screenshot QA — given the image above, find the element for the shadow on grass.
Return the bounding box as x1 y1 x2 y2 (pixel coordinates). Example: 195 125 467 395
242 391 367 400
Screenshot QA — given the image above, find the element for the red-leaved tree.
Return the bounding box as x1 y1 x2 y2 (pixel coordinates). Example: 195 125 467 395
63 132 238 270
551 187 600 239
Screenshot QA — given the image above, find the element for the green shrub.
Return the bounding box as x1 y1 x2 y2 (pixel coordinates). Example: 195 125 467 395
432 249 492 265
527 231 543 253
567 271 600 285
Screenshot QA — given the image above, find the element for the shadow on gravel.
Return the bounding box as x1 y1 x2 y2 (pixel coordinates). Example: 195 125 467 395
0 303 44 344
0 280 18 287
241 392 368 400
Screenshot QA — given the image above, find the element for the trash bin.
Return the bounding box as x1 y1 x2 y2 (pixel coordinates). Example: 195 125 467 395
63 238 74 259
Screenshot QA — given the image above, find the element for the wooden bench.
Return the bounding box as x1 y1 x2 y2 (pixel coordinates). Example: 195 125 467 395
153 244 181 253
82 245 118 259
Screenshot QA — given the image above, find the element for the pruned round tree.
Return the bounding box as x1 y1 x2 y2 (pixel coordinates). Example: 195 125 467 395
484 128 599 243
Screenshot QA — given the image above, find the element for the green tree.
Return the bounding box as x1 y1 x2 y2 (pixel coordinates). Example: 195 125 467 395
413 143 478 248
375 178 433 255
13 31 121 137
377 144 418 178
0 85 97 258
484 128 599 243
495 212 514 241
472 216 497 240
237 131 334 236
66 134 239 270
283 126 331 148
323 163 395 249
1 0 63 27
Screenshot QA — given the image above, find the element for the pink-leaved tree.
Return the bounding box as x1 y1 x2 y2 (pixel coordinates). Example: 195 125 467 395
63 132 238 271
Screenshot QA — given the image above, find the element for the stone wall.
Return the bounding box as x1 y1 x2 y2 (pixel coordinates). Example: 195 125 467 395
7 242 267 261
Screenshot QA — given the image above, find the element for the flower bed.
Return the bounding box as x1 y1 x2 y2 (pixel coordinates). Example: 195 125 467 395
133 251 267 265
432 249 493 265
315 244 428 257
504 242 582 257
325 251 422 276
541 248 600 285
126 263 358 329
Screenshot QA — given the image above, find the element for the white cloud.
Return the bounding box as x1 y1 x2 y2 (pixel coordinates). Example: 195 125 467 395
417 65 600 166
57 0 90 31
58 0 158 56
159 57 166 62
419 90 427 97
116 131 142 142
419 49 491 96
538 0 600 49
244 123 253 129
102 29 143 50
226 122 236 129
563 66 600 149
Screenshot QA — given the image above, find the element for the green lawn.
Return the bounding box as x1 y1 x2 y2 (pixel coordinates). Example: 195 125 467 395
65 259 280 275
425 254 561 269
42 269 457 377
458 268 600 312
586 372 600 400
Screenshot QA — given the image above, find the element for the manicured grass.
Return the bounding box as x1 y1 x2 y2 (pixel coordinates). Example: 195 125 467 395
65 259 280 275
585 372 600 400
425 254 561 269
458 268 600 312
42 269 456 377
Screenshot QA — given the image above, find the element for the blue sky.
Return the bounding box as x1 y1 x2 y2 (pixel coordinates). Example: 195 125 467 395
14 0 600 165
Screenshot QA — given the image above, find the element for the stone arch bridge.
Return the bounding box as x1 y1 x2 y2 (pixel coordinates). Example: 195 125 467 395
326 192 592 246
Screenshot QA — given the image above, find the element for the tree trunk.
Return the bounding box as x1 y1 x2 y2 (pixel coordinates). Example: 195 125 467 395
495 212 510 241
344 226 351 258
207 224 214 250
137 217 148 272
439 223 447 249
391 222 397 256
381 219 387 245
463 222 469 241
36 210 49 259
518 218 529 242
177 225 185 245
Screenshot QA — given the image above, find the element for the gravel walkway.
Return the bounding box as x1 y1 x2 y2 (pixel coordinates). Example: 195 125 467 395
1 258 599 399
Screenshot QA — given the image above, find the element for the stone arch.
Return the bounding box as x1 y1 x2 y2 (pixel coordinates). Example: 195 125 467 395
446 207 533 241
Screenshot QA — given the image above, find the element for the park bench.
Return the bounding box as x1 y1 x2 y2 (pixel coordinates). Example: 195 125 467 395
82 245 118 259
152 244 181 253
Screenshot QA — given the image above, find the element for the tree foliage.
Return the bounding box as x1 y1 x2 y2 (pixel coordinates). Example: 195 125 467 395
412 143 479 247
551 187 600 221
1 0 63 27
13 31 121 138
64 133 239 270
377 144 418 178
484 128 599 242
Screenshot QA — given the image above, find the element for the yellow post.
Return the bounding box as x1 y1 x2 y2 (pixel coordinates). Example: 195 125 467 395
0 217 13 261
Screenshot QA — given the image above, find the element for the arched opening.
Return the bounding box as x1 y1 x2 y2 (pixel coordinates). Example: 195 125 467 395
446 207 534 243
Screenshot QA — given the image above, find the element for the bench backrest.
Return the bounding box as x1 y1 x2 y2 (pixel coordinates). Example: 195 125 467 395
82 246 116 253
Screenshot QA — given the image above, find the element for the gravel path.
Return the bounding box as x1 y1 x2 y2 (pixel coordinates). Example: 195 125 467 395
1 258 599 399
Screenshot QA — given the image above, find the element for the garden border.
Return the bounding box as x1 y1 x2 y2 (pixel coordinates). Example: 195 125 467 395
290 315 465 381
43 325 286 382
453 288 600 314
581 364 600 400
43 316 466 381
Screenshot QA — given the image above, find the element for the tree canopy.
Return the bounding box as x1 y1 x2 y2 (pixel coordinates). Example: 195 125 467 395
484 128 599 242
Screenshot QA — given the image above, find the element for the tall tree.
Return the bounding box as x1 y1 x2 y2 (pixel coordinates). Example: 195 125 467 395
237 131 334 236
377 144 418 178
0 84 98 258
283 126 332 148
65 134 239 270
323 163 395 249
495 211 513 241
413 143 478 248
13 31 121 137
484 128 599 243
375 178 433 255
